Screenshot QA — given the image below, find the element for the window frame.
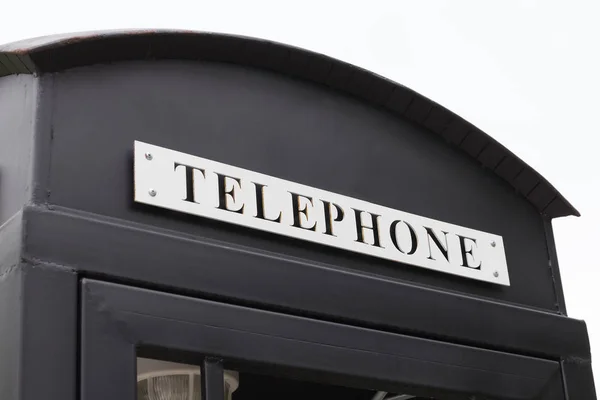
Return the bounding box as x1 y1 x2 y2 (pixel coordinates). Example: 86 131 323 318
81 278 565 400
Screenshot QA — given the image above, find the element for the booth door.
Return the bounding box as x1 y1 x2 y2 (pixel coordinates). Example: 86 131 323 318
80 279 565 400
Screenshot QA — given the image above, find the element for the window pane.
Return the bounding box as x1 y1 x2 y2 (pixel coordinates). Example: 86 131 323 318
137 357 239 400
228 369 426 400
137 356 428 399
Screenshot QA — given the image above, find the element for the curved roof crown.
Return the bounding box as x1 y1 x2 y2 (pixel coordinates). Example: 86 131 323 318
0 29 579 218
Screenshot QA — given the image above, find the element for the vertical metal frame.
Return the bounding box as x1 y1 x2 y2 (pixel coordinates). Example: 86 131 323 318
201 359 225 400
6 262 78 400
81 279 566 400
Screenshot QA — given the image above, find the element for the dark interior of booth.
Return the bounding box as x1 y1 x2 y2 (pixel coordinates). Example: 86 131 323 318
231 372 427 400
234 372 374 399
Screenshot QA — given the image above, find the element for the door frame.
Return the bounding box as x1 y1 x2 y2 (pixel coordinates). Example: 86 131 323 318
81 279 565 400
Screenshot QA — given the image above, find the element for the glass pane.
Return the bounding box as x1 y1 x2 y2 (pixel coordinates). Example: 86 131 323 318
137 358 200 400
228 368 427 400
141 375 189 400
137 356 428 399
137 357 240 400
192 373 201 400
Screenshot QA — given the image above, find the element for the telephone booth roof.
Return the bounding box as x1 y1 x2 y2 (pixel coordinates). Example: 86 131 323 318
0 29 579 219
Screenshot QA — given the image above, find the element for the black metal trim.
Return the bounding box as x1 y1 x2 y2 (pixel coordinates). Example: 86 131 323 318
25 205 591 360
562 357 597 399
543 217 568 315
21 262 78 400
81 278 564 400
30 75 55 205
201 358 225 400
0 29 578 218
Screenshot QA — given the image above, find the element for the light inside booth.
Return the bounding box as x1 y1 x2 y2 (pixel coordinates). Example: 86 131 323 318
137 358 239 400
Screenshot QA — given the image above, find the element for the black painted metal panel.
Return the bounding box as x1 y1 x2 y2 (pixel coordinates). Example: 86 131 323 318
562 358 597 399
29 75 55 205
24 205 591 361
0 249 77 400
20 263 78 400
0 263 21 400
0 75 36 227
0 211 23 278
43 61 558 311
81 279 564 400
0 114 28 400
536 369 568 400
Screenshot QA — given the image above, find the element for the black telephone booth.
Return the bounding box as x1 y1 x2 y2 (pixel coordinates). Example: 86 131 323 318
0 30 595 400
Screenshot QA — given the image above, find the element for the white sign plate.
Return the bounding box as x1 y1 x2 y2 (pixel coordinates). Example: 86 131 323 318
134 141 510 286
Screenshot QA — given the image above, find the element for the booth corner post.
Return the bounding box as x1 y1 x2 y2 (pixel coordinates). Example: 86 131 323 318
0 30 595 400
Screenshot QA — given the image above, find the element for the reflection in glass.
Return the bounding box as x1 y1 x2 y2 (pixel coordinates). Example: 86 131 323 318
137 357 422 400
137 358 239 400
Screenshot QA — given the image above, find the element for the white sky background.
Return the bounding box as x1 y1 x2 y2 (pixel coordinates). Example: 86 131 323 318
1 0 598 386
